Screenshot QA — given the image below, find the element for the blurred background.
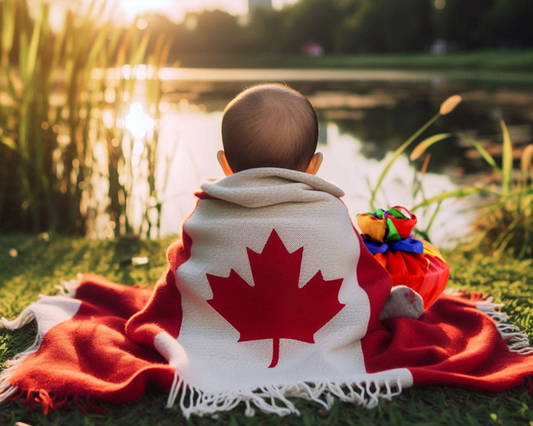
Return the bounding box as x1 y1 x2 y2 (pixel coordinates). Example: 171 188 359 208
1 0 532 254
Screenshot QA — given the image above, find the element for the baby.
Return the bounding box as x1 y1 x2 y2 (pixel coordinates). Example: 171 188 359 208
126 82 424 412
217 83 322 176
217 83 424 321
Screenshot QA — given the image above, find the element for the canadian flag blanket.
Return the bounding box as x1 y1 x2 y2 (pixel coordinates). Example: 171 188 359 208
1 168 533 417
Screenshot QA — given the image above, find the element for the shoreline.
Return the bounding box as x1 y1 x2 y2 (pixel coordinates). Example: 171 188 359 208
87 67 533 86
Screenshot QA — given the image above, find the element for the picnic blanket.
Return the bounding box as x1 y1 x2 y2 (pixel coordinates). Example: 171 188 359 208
1 168 532 417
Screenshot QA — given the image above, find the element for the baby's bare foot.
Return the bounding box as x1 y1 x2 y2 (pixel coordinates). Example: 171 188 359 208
379 286 424 321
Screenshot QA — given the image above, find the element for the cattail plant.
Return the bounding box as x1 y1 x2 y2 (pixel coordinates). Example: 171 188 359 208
410 120 533 259
368 94 533 257
369 95 462 210
0 0 171 237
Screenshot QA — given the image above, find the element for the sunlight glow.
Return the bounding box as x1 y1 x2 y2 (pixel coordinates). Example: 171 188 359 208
37 0 300 28
115 0 299 22
119 0 174 19
125 103 154 140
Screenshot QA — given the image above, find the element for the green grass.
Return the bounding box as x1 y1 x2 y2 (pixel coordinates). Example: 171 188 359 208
177 50 533 72
0 235 532 426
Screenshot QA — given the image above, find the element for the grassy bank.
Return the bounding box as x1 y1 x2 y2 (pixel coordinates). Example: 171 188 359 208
0 235 532 426
176 50 533 72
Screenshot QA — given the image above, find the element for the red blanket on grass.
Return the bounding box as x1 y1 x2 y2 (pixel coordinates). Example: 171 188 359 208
1 170 532 417
1 273 532 415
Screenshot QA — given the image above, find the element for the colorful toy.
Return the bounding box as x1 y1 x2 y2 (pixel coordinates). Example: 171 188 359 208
357 206 449 308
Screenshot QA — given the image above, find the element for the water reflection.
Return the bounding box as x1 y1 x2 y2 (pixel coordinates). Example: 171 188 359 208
89 75 533 247
160 78 533 176
125 102 155 140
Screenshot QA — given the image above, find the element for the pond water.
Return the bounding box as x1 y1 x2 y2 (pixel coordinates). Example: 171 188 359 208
99 70 533 247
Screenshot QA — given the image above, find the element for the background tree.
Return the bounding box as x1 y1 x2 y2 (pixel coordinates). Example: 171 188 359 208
481 0 533 48
245 8 289 53
280 0 347 53
188 9 244 54
137 0 533 59
343 0 432 53
432 0 495 49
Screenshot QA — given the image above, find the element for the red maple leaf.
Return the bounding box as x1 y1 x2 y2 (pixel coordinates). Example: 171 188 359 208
206 229 345 368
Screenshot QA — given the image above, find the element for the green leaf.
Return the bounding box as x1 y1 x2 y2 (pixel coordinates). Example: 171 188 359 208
410 133 454 161
1 0 15 55
370 112 441 210
19 24 29 83
0 135 16 151
84 23 111 73
458 133 501 173
424 200 442 236
501 120 513 194
50 14 67 79
26 3 43 78
129 29 151 66
410 186 501 212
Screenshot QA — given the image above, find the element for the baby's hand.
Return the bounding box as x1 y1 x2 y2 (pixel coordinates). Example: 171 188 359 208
379 286 424 321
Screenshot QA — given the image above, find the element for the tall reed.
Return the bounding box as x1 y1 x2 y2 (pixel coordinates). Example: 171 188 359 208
0 0 171 237
410 121 533 258
369 95 462 211
370 92 532 258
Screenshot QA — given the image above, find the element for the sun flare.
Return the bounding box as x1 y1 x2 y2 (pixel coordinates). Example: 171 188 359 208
118 0 175 19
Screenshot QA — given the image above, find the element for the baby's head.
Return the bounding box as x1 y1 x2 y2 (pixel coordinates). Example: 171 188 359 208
218 83 322 176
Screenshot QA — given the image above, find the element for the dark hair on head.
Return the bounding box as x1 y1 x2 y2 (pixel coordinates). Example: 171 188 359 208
221 83 319 173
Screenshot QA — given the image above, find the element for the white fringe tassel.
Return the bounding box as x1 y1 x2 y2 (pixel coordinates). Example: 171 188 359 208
165 294 533 418
53 276 81 298
0 277 81 404
476 300 533 355
165 373 403 418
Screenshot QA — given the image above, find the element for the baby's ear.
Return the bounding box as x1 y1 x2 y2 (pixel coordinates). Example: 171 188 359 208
305 152 323 175
217 151 233 176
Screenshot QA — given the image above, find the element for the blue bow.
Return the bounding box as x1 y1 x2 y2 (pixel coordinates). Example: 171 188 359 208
362 235 424 255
